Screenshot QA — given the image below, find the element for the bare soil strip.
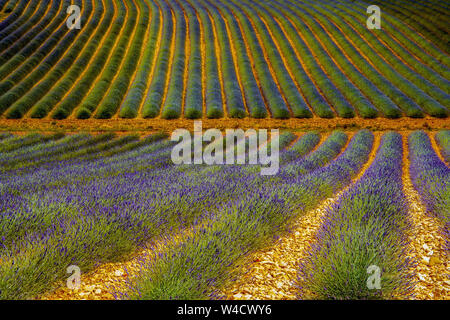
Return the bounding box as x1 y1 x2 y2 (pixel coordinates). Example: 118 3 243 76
220 132 379 300
38 225 196 300
401 133 449 300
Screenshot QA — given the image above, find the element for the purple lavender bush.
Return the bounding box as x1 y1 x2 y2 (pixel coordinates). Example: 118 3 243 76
297 132 415 299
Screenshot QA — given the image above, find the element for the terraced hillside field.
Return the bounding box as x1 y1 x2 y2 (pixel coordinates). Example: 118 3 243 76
0 0 448 121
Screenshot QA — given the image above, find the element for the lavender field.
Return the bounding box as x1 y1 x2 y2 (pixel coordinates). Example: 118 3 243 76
0 129 448 300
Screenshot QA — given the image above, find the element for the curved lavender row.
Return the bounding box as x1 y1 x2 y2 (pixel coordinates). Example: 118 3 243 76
125 130 373 299
282 131 320 163
0 134 90 163
235 131 319 176
409 131 449 251
280 130 347 178
298 132 414 299
0 137 175 192
218 131 320 177
0 133 12 141
1 134 292 298
435 130 450 164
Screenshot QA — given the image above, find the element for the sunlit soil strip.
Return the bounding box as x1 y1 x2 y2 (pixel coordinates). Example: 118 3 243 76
221 132 377 300
38 224 197 300
401 133 449 300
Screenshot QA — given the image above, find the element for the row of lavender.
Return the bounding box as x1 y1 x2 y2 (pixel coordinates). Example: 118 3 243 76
298 132 414 299
409 131 449 252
